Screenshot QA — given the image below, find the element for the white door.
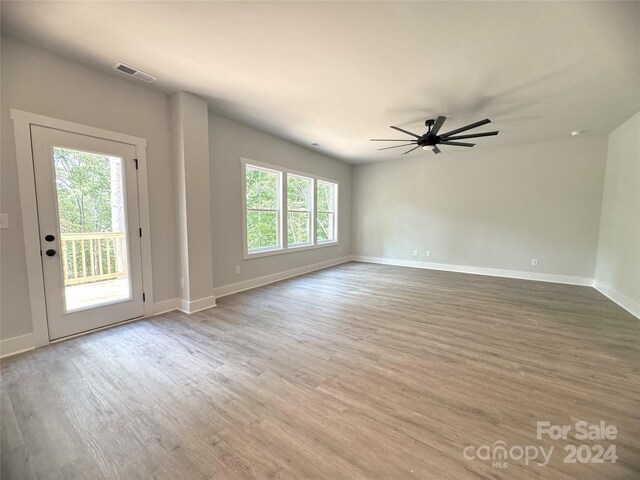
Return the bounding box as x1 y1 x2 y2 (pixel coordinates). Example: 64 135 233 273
31 125 145 340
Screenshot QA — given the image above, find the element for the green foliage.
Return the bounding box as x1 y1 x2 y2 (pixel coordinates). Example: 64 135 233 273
287 175 310 210
54 148 114 234
246 167 279 250
245 166 337 250
317 181 336 242
54 148 125 282
317 213 334 242
287 175 311 245
287 212 309 245
247 211 278 250
246 167 278 210
317 181 334 212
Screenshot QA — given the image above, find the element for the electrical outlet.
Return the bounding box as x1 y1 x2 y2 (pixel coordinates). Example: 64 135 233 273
531 259 539 267
413 250 418 257
339 246 342 254
180 277 185 289
0 213 8 229
426 251 431 257
235 266 241 274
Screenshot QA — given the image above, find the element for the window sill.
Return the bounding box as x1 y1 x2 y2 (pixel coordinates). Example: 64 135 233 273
244 241 339 260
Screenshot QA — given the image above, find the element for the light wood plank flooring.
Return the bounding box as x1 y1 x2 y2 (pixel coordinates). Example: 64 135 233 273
2 262 639 479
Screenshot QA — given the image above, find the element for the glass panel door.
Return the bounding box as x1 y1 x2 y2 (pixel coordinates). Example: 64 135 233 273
31 125 144 340
53 147 132 311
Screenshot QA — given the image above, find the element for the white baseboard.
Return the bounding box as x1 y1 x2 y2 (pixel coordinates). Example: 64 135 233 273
213 256 351 299
148 298 181 316
0 333 35 359
593 282 640 320
179 295 217 314
350 255 594 286
150 296 217 316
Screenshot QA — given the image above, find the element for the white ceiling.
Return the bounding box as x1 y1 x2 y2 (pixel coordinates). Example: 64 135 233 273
2 1 639 164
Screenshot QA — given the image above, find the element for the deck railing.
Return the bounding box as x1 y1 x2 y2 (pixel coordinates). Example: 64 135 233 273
61 232 127 286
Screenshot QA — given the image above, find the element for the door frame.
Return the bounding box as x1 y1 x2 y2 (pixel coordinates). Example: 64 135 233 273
10 109 154 348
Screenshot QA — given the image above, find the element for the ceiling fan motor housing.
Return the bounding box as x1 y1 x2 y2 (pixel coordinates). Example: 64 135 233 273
417 135 434 147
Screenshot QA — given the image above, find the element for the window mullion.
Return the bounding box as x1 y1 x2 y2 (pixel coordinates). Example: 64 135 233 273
334 184 338 242
312 179 318 245
248 208 278 213
281 171 287 250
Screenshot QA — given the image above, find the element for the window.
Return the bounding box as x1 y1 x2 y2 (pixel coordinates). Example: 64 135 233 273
245 165 281 252
287 174 312 246
242 159 338 257
317 180 337 243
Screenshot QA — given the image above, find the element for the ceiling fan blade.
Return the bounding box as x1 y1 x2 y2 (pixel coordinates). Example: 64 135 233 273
390 126 421 138
441 118 491 137
442 131 499 140
429 116 447 137
402 145 421 155
370 139 416 142
439 141 475 147
377 143 416 151
433 145 441 154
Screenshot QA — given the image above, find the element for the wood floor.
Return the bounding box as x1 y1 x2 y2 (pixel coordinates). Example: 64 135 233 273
2 262 639 479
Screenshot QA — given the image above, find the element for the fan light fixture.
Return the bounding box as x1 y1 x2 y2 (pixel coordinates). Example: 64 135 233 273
371 116 499 155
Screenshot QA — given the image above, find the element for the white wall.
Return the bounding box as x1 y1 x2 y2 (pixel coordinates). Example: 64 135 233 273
595 111 640 316
0 36 178 340
170 92 214 307
209 112 352 291
352 135 608 280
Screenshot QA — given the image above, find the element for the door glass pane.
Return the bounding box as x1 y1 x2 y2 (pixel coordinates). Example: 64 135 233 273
53 147 131 311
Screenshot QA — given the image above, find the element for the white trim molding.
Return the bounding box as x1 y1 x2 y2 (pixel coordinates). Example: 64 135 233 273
11 111 50 347
144 296 217 316
0 333 36 359
149 298 181 316
213 256 350 298
350 255 594 286
593 283 640 320
179 295 217 314
10 109 154 347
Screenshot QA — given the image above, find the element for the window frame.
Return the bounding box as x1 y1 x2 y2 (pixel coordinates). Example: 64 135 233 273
286 173 314 248
241 158 339 259
316 179 338 244
242 161 283 256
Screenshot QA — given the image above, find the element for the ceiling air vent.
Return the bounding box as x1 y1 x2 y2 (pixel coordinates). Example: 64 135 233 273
113 63 157 83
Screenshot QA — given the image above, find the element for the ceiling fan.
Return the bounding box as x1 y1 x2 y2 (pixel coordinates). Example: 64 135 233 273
371 116 499 155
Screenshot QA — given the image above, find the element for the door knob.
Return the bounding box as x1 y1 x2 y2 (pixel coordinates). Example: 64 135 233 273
45 249 56 257
45 234 55 242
